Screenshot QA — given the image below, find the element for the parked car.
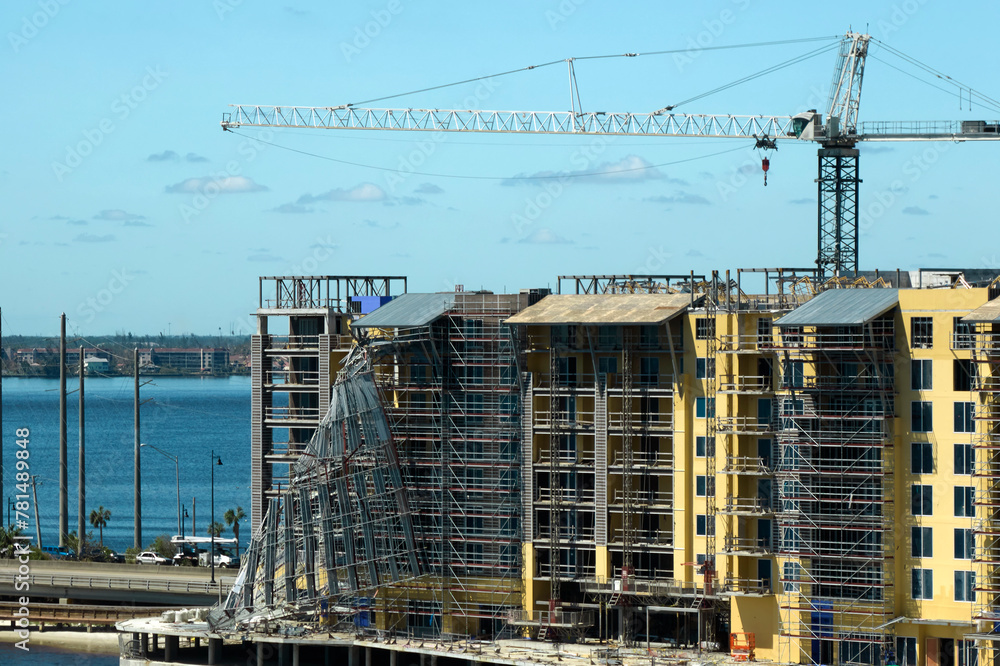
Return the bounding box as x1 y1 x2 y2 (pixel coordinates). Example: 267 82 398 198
136 551 170 565
213 551 240 568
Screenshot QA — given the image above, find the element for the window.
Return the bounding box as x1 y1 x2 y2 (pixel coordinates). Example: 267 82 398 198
696 475 707 497
912 485 933 516
956 571 976 602
758 439 773 469
695 357 715 379
954 316 975 350
911 526 932 558
783 360 804 388
955 401 975 433
956 443 974 475
958 639 978 666
640 325 659 348
696 514 708 536
955 486 975 517
896 638 917 666
757 318 772 346
598 326 619 349
695 436 706 458
955 359 976 392
757 398 772 426
551 325 576 347
598 356 617 376
911 359 932 390
911 568 933 600
695 318 715 340
911 316 933 349
911 401 933 432
955 528 974 559
782 561 801 593
911 442 933 474
639 357 659 387
695 397 715 419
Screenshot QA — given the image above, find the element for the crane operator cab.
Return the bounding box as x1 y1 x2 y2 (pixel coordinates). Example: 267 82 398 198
792 110 823 140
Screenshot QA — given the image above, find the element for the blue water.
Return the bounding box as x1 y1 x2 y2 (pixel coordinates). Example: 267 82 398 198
0 642 119 666
2 376 251 552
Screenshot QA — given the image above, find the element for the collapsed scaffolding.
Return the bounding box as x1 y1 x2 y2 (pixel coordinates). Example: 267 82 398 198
209 348 422 632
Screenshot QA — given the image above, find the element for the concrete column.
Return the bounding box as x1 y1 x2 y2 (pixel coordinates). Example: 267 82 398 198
208 637 222 665
257 641 266 665
419 654 427 666
390 650 398 666
349 645 360 666
293 644 300 666
431 655 438 666
165 635 179 662
366 646 372 666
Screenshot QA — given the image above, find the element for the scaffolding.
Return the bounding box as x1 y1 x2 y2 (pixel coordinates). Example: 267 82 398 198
773 317 896 665
365 292 525 638
972 320 1000 660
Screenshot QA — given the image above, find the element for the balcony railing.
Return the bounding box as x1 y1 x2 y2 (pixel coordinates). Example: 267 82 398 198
722 534 772 555
721 456 773 475
718 496 774 516
721 575 771 596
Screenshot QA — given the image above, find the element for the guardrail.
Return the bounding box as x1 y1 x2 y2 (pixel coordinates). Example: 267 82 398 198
0 601 180 625
0 571 231 597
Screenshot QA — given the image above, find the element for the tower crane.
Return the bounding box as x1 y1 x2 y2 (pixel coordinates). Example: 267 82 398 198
221 31 1000 278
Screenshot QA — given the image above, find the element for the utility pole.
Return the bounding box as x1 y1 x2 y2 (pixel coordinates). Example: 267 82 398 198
59 313 67 548
78 346 85 554
31 476 42 549
192 496 196 536
1 306 4 512
134 347 141 550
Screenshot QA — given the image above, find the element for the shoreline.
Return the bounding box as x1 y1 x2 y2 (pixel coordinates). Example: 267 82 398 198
0 627 121 655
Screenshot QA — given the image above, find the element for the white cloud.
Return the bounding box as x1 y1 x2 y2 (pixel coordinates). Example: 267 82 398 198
93 209 146 221
503 155 683 186
166 176 268 194
517 228 573 245
297 182 386 204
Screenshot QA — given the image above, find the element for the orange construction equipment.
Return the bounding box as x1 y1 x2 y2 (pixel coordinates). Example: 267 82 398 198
731 632 756 662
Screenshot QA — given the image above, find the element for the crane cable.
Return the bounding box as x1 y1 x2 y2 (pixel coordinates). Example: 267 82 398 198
869 38 1000 114
225 129 749 181
346 36 841 108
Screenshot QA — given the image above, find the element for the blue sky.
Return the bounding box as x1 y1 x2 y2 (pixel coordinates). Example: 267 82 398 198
3 1 999 335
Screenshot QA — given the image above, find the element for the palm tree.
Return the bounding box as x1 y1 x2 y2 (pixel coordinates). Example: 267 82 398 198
89 506 111 548
207 521 224 538
224 506 246 557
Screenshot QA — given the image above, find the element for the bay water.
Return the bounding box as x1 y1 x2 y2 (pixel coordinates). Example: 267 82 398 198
2 376 252 552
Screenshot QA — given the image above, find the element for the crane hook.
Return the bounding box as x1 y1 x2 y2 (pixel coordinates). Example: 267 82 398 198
761 157 770 186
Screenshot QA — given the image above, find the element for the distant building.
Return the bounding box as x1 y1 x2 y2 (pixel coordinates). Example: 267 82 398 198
147 348 229 373
83 356 110 375
16 347 112 367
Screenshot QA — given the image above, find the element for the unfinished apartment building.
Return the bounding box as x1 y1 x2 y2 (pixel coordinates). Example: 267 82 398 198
250 275 406 531
349 289 537 637
243 270 1000 665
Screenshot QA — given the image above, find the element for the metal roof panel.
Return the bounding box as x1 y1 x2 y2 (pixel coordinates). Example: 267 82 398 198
352 293 456 329
775 289 899 327
963 298 1000 323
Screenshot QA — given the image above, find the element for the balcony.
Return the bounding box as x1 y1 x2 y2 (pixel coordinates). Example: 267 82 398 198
720 575 771 597
722 534 772 556
716 416 773 435
719 374 774 394
721 456 773 476
718 496 774 517
609 450 674 470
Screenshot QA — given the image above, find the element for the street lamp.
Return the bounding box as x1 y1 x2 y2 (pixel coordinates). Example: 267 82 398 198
182 507 189 540
211 450 223 584
140 443 180 537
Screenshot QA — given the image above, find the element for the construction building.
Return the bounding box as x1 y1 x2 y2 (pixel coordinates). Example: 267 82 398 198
249 275 406 532
240 270 1000 666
